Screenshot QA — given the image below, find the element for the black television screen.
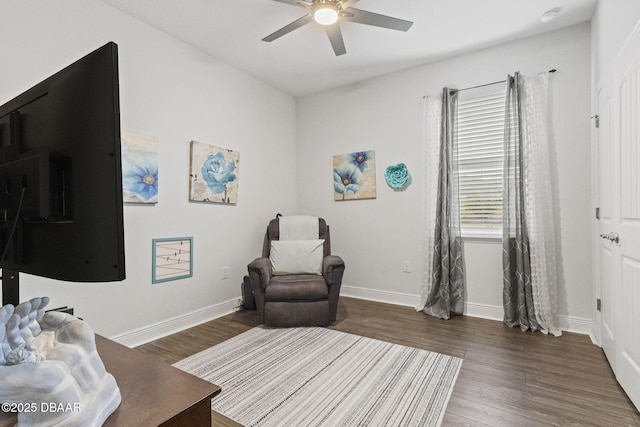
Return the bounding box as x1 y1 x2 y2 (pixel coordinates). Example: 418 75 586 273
0 42 125 305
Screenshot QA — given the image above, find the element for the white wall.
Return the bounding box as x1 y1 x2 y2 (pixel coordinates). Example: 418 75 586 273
296 23 593 330
0 0 297 341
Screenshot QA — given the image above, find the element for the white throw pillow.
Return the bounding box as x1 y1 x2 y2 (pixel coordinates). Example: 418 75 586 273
270 239 325 275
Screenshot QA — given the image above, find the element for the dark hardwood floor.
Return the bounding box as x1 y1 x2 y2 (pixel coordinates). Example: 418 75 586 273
136 297 640 426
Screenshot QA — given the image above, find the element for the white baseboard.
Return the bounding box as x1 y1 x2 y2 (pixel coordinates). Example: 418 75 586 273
464 301 504 321
557 315 593 336
340 285 420 308
109 297 239 348
343 286 593 336
110 287 594 347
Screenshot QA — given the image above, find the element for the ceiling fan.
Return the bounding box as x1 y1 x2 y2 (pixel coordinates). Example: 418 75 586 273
262 0 413 56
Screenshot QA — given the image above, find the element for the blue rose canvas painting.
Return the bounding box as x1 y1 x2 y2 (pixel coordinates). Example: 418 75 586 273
121 130 159 204
189 141 239 204
333 150 376 200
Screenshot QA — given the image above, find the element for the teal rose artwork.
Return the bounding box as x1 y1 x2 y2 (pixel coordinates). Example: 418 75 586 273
189 141 240 204
333 150 376 200
384 163 411 190
121 130 159 204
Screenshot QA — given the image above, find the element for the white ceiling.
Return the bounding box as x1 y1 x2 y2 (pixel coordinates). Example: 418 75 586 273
100 0 597 97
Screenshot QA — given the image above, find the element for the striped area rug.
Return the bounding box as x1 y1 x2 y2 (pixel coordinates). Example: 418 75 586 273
173 327 462 427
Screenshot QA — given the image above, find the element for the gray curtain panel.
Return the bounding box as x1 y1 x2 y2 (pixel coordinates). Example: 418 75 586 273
502 72 562 336
423 88 465 320
502 72 541 331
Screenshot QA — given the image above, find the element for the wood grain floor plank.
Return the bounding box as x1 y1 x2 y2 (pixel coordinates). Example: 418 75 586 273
136 296 640 426
441 412 495 427
455 369 637 426
445 396 556 427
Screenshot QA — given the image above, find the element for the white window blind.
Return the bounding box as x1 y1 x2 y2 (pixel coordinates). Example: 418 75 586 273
457 86 506 232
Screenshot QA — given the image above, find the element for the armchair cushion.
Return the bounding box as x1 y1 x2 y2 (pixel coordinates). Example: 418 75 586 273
269 239 325 275
265 275 328 301
279 215 319 240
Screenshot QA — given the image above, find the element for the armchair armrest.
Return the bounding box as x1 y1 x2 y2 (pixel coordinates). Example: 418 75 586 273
323 255 345 286
248 257 272 290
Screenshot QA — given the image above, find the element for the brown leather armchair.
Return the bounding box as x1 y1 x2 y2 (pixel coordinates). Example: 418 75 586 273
247 216 345 327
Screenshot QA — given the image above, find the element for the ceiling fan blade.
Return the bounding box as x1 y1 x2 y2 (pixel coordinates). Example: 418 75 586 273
325 24 346 56
262 14 313 42
340 0 360 8
342 7 413 31
271 0 312 7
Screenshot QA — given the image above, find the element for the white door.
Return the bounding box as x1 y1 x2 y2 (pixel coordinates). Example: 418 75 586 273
597 24 640 410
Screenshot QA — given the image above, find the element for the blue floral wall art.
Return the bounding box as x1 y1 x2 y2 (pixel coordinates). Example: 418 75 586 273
121 130 159 204
384 163 411 190
333 150 376 201
189 141 240 204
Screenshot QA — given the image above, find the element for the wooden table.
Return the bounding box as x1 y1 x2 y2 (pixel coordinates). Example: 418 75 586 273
98 335 220 426
1 335 220 427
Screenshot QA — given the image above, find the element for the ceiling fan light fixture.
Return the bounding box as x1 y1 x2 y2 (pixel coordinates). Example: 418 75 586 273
314 3 339 26
262 0 414 56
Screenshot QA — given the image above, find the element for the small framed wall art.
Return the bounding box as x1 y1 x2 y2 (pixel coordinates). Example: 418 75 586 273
152 237 193 283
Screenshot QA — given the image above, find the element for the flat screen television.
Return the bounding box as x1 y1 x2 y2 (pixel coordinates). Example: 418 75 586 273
0 42 125 306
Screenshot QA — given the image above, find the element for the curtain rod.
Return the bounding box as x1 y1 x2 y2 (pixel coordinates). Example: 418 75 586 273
422 69 557 98
456 69 557 93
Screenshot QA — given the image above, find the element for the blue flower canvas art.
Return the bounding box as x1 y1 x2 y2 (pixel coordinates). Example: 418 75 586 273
333 150 376 200
189 141 240 204
121 130 159 204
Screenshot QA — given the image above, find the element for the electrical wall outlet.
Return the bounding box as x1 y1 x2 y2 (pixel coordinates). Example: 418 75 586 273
222 266 230 279
403 261 410 273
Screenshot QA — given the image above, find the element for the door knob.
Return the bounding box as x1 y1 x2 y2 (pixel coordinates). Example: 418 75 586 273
600 232 619 244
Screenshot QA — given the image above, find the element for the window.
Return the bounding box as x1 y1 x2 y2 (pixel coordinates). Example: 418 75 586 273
456 85 506 238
